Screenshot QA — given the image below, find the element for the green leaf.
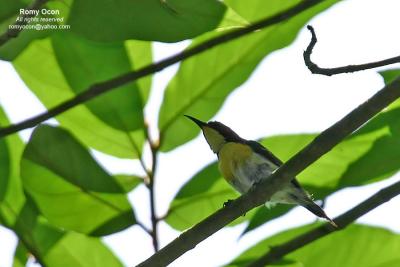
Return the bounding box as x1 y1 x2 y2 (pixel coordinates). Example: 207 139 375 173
0 106 25 226
114 174 143 193
68 0 227 42
158 0 339 151
13 201 123 267
13 38 145 158
21 125 136 235
12 241 28 267
165 163 255 231
224 0 301 23
43 228 124 267
379 69 400 85
51 32 144 131
124 40 153 103
0 0 25 21
0 130 10 202
228 224 400 267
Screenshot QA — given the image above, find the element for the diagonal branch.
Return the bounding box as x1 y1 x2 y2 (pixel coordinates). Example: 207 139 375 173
0 0 326 138
248 179 400 267
0 0 49 46
304 25 400 76
136 77 400 267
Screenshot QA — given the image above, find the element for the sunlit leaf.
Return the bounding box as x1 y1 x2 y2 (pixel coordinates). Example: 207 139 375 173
13 38 145 158
114 174 143 193
158 0 339 151
228 224 400 267
21 125 136 235
13 200 124 267
52 32 144 131
0 106 25 226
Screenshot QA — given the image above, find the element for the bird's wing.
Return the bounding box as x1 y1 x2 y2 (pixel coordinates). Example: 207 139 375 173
246 140 303 189
245 140 283 166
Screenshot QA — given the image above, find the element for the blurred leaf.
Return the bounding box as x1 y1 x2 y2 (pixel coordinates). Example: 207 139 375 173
68 0 227 42
379 69 400 84
0 0 61 61
225 0 300 23
124 40 153 103
21 125 136 235
379 69 400 110
43 227 124 267
0 106 25 226
0 16 51 61
114 174 143 193
0 0 25 21
12 241 28 267
165 163 255 231
0 131 10 202
13 201 123 267
13 38 145 158
228 224 400 267
52 32 144 131
158 0 339 151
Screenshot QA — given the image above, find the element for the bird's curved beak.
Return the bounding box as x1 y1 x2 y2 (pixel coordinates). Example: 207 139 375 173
184 115 207 128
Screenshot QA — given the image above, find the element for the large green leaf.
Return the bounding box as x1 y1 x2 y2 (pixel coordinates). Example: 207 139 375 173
158 0 339 151
13 200 123 267
0 107 25 226
51 32 144 131
68 0 226 42
228 224 400 267
21 125 136 235
13 38 145 158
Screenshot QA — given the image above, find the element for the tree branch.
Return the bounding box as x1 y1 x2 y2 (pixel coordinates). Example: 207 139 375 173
248 179 400 267
0 0 49 46
304 25 400 76
136 77 400 267
0 0 326 138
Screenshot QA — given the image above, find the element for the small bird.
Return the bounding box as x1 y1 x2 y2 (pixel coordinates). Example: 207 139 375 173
185 115 337 227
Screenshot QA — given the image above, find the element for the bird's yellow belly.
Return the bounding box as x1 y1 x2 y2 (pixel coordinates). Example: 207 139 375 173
218 142 252 182
218 142 277 194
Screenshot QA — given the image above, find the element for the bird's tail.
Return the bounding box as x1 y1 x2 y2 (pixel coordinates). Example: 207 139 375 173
301 200 338 228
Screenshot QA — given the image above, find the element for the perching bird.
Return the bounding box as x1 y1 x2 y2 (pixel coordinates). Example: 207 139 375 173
185 115 337 227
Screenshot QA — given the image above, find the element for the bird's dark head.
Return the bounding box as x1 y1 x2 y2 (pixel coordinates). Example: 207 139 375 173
185 115 242 153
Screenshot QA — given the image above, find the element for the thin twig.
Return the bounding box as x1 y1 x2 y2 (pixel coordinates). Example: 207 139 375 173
303 25 400 76
136 220 152 235
145 124 160 251
0 0 49 46
136 77 400 267
248 179 400 267
0 0 326 138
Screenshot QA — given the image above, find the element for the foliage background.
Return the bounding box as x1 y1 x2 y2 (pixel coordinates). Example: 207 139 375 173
1 0 400 266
